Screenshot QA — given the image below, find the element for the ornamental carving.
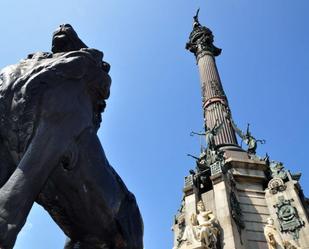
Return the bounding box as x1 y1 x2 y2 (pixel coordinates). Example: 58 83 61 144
274 196 305 241
268 178 286 194
230 191 245 241
210 80 225 98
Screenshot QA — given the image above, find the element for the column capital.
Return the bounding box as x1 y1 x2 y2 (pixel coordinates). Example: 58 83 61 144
186 9 221 57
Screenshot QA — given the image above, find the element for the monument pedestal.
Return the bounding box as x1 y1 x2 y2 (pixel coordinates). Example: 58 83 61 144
173 150 309 249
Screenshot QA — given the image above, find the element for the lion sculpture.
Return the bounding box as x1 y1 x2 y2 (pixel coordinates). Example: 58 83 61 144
0 24 143 249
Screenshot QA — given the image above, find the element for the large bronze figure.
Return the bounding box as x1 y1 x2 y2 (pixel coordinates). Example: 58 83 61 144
0 24 143 249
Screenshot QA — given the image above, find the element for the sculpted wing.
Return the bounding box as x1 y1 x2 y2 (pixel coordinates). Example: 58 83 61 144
230 119 246 140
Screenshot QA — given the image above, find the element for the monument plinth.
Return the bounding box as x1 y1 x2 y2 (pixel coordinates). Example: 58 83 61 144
172 11 309 249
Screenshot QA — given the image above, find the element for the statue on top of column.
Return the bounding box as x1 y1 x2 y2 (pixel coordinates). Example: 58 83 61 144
186 9 222 57
193 8 201 28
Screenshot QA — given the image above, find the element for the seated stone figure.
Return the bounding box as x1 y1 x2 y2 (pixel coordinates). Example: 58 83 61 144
0 24 143 249
181 201 219 249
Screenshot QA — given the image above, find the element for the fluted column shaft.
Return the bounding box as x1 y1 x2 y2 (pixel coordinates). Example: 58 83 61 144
197 52 238 146
186 14 238 148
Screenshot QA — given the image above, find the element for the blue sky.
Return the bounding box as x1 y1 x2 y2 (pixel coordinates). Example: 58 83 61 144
0 1 308 248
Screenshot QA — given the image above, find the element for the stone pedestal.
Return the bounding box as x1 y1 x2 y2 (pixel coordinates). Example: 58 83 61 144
173 151 309 249
210 172 245 249
227 156 269 249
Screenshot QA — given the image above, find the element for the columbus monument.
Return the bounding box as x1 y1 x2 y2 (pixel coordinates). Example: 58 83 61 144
172 10 309 249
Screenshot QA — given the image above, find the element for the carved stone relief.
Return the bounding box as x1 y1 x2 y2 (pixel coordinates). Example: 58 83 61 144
268 178 286 194
274 196 305 241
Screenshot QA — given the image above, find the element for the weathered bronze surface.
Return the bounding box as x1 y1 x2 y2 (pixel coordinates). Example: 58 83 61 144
186 8 221 57
0 24 143 249
230 118 265 154
274 196 305 241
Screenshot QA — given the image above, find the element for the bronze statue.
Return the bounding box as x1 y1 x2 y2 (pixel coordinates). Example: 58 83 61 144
193 8 201 28
230 119 265 154
191 120 224 150
0 24 143 249
186 9 222 57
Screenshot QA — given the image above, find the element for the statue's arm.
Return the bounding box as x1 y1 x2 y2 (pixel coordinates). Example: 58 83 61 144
0 82 95 245
207 213 216 224
190 131 206 136
0 138 16 188
190 213 198 226
230 119 246 140
256 139 266 144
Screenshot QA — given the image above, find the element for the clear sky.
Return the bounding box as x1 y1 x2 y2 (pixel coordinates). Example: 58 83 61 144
0 1 308 249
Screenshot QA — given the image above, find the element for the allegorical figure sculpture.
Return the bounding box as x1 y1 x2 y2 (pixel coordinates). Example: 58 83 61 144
191 120 224 150
229 117 265 154
181 201 219 249
268 160 301 183
0 24 143 249
264 217 284 249
264 217 301 249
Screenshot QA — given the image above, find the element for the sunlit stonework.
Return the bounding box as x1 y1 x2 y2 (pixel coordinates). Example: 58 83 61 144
172 10 309 249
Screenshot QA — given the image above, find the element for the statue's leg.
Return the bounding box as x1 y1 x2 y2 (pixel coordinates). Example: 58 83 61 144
0 141 16 189
200 227 211 246
36 128 143 249
0 75 99 248
0 142 16 248
0 122 86 248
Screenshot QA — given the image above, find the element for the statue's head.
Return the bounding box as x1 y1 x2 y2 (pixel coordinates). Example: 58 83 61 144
51 24 110 74
197 200 205 212
51 23 112 129
52 24 88 53
267 217 274 225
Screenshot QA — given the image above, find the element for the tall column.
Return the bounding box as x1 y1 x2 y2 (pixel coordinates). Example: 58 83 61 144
186 11 238 148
